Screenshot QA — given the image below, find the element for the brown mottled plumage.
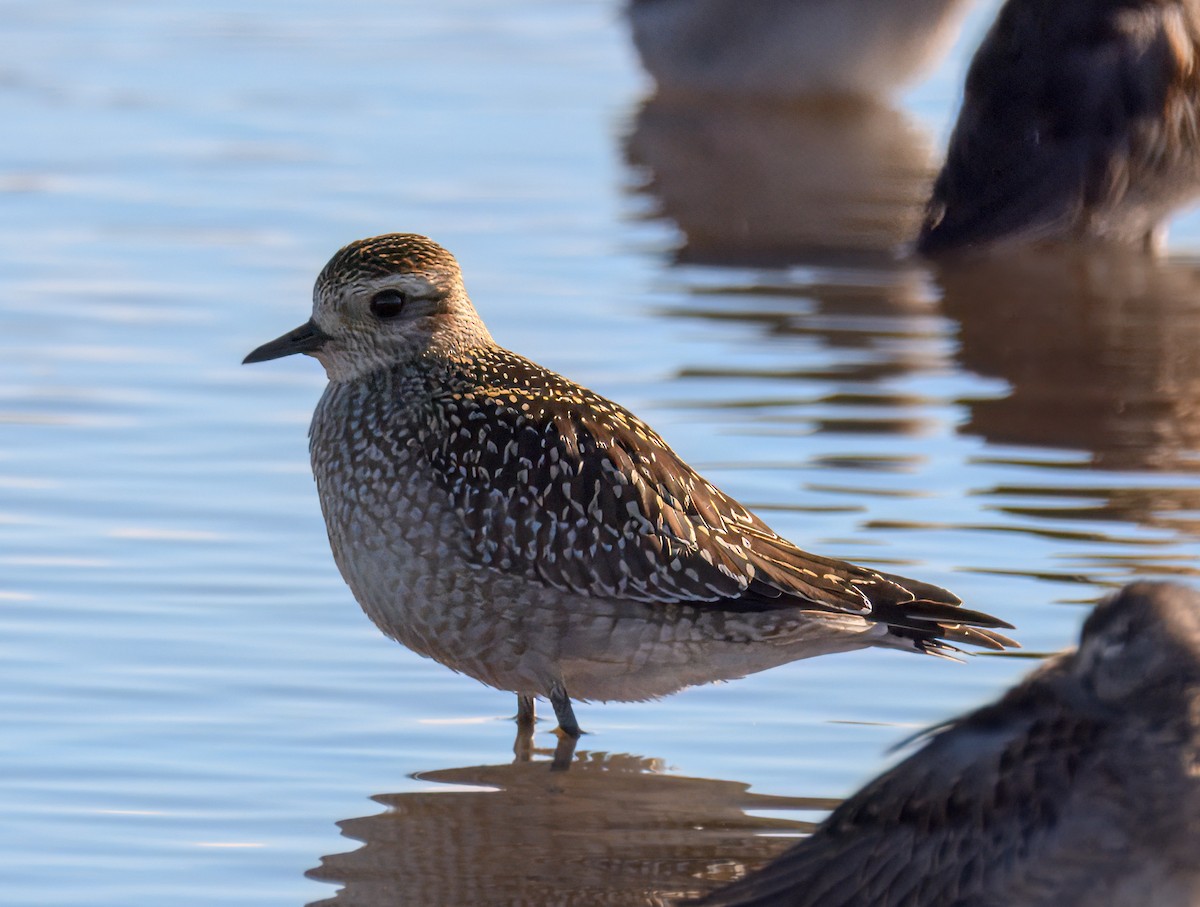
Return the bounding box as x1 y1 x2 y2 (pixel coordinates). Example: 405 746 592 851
244 234 1014 738
919 0 1200 254
694 581 1200 907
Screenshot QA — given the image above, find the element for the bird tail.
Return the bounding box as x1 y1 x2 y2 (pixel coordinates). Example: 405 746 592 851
867 568 1018 657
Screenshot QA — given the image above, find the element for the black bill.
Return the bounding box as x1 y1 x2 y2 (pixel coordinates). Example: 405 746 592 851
243 319 331 364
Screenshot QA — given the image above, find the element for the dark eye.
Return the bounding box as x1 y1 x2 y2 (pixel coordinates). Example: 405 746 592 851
369 289 408 319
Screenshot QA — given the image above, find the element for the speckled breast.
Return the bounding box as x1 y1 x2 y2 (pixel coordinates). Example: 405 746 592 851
306 370 579 693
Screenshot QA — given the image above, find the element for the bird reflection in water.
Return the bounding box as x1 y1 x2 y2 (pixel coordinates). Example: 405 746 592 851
657 275 946 432
307 750 833 907
626 96 936 269
623 1 973 269
935 248 1200 548
938 248 1200 472
695 582 1200 907
622 0 966 445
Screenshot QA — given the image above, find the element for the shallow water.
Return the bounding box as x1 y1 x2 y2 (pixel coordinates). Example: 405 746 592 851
5 1 1200 904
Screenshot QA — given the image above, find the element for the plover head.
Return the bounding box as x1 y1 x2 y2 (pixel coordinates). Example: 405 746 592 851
243 233 493 381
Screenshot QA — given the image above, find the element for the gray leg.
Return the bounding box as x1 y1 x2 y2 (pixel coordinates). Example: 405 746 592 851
549 681 582 738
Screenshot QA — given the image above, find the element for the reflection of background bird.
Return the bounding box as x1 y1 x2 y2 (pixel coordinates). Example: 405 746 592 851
936 248 1200 472
623 0 973 268
626 96 935 268
627 0 973 98
695 582 1200 907
307 751 830 907
245 235 1013 745
652 275 946 441
919 0 1200 254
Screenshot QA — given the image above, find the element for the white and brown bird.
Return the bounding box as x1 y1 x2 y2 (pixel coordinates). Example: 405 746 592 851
627 0 973 99
693 581 1200 907
244 234 1014 740
918 0 1200 255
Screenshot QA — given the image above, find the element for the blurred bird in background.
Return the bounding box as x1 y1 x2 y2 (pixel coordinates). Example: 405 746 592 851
919 0 1200 255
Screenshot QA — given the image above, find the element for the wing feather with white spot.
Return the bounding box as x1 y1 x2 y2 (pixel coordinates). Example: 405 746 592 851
420 349 1009 642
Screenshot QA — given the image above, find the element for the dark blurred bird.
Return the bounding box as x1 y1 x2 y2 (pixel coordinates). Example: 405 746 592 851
244 234 1014 740
919 0 1200 255
693 581 1200 907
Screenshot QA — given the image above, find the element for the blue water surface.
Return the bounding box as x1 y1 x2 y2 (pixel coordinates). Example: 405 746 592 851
4 1 1200 904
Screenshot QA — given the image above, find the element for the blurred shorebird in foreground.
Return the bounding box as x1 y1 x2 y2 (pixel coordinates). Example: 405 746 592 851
244 234 1014 750
694 582 1200 907
919 0 1200 255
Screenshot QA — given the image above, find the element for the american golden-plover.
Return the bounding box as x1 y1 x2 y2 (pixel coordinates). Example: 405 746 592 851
694 581 1200 907
244 234 1014 741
